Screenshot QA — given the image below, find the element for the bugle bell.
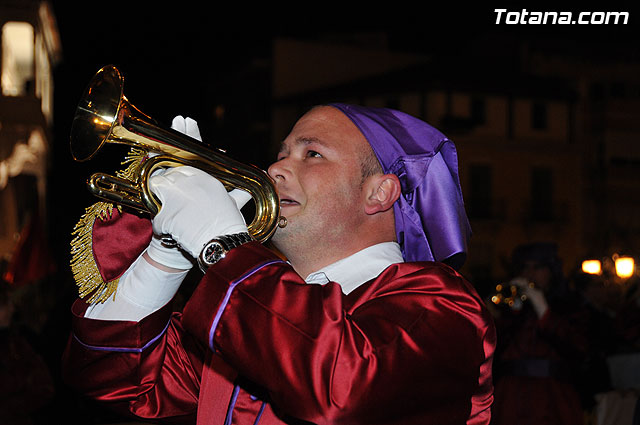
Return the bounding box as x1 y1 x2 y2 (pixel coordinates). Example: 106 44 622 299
490 278 535 310
70 65 280 243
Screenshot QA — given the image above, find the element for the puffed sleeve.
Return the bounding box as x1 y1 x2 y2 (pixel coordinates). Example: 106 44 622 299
62 299 205 424
182 242 495 425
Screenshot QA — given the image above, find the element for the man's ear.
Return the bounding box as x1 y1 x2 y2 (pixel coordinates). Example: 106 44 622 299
364 173 401 215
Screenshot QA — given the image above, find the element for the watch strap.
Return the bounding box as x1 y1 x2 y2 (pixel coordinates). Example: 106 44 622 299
219 232 253 250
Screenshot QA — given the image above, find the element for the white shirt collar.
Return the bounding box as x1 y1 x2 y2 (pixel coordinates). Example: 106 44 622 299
304 242 404 294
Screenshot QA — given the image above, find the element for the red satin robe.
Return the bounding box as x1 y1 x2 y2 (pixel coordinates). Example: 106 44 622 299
63 241 495 424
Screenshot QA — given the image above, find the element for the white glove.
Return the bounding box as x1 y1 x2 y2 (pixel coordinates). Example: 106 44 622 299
170 115 202 141
145 116 203 270
511 277 549 318
149 165 251 259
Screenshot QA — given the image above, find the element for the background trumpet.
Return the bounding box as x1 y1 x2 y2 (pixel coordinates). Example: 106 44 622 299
490 277 535 310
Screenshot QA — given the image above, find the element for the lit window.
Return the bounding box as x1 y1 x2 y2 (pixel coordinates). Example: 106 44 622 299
2 22 34 96
581 260 602 275
614 256 635 279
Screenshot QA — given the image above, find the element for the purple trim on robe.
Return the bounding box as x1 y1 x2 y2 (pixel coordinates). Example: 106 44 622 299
209 259 286 352
72 319 171 353
224 384 241 425
253 401 267 425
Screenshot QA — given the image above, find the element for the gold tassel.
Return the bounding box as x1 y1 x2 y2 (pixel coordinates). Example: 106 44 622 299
69 147 149 304
70 202 120 304
117 147 147 181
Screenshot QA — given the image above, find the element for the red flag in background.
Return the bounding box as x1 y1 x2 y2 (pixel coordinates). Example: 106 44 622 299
3 213 57 286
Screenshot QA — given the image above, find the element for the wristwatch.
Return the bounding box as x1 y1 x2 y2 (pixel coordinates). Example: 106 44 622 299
197 232 253 273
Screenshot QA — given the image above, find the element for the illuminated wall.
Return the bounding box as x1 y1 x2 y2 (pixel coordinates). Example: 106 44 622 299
0 1 60 271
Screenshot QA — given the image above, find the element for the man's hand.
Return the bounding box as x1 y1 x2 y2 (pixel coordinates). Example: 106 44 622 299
511 276 549 318
144 116 203 270
145 116 252 268
170 115 202 141
149 166 250 259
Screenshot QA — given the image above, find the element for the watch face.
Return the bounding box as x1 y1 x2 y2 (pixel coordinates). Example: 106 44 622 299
205 242 226 265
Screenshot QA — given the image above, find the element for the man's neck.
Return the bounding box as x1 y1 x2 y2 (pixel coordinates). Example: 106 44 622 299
304 242 404 294
285 240 394 279
276 216 398 278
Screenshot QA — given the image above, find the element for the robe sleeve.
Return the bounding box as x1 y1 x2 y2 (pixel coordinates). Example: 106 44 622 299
62 299 205 424
182 241 496 425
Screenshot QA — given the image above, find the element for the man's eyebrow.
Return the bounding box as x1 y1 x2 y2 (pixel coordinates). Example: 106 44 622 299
296 136 324 145
278 136 326 152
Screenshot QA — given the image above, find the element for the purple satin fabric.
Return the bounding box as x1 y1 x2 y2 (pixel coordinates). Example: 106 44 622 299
330 103 471 269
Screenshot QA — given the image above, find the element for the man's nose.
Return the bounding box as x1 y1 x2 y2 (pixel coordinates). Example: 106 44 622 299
268 158 291 182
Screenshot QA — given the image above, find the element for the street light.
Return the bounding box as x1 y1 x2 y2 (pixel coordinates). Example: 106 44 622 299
614 256 635 279
582 259 602 275
581 255 636 279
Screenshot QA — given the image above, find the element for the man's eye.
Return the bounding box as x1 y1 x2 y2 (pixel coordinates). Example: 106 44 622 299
307 150 322 158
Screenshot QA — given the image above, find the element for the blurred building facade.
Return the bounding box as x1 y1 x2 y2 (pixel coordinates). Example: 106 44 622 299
527 41 640 266
0 0 61 276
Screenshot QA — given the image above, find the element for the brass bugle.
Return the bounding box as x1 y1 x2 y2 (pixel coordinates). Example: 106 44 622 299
70 65 280 243
490 278 535 308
